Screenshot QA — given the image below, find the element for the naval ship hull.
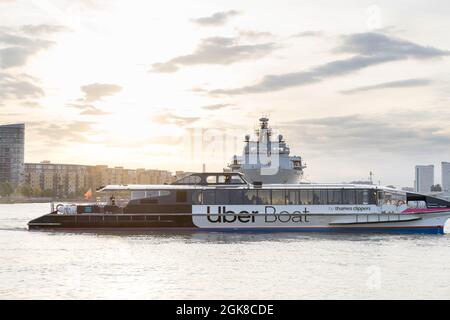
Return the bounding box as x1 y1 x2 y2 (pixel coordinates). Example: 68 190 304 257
28 211 449 234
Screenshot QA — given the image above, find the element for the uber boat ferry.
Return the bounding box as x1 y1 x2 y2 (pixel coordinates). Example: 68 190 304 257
28 172 450 234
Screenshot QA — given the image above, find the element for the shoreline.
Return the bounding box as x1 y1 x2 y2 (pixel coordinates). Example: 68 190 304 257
0 198 84 204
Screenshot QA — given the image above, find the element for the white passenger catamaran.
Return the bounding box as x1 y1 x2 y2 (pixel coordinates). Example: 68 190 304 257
29 172 450 234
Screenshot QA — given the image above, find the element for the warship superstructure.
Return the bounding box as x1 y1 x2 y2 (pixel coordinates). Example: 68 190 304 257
228 117 306 184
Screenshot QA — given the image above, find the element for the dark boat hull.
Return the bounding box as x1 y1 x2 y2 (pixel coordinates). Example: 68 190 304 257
28 213 195 230
28 212 446 234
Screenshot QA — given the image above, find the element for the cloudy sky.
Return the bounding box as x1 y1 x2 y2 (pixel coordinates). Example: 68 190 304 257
1 0 450 187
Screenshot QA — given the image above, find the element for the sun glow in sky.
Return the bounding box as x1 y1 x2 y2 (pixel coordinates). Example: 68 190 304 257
1 0 450 187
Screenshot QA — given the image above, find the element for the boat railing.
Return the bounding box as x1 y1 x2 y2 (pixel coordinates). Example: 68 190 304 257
50 201 108 214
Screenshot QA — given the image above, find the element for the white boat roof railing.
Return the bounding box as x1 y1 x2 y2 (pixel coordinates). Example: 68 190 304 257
98 183 393 192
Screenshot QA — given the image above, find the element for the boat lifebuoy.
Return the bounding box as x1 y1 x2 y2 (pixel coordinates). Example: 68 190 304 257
56 204 64 214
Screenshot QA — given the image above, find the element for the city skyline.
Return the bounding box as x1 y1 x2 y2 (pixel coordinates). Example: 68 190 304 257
23 159 450 189
0 120 450 188
1 1 450 187
20 145 450 190
24 160 177 198
3 123 450 190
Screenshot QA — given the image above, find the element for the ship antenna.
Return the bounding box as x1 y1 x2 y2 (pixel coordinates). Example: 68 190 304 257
259 114 269 129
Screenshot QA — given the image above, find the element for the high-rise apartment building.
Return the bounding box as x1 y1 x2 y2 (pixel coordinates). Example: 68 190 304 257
24 161 88 197
24 162 175 197
441 162 450 192
414 165 434 193
0 124 25 187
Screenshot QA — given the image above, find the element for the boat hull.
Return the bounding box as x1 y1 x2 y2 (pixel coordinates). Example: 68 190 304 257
28 212 449 234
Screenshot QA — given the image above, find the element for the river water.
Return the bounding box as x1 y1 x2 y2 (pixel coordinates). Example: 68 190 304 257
1 203 450 299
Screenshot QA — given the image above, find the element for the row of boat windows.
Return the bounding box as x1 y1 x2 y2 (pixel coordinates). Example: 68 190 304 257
131 188 409 206
193 189 377 205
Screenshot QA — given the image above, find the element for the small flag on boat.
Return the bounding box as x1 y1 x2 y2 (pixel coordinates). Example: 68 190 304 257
84 188 92 200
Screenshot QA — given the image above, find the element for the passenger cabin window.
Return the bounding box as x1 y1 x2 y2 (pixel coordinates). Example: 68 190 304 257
287 190 298 204
131 191 146 200
208 175 245 184
258 190 271 205
320 190 328 204
203 190 215 204
356 190 369 205
206 176 217 184
216 189 230 204
272 190 285 205
328 190 342 205
196 188 377 205
382 190 406 206
146 190 171 198
300 190 313 204
230 175 245 184
343 190 356 205
408 200 426 208
131 190 174 204
176 175 201 184
313 190 320 204
244 190 258 204
377 191 384 206
192 191 202 204
370 190 377 205
313 190 328 205
230 190 243 204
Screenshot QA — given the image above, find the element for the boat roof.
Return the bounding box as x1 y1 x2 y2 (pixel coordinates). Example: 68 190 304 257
172 172 249 185
98 182 392 192
97 171 402 192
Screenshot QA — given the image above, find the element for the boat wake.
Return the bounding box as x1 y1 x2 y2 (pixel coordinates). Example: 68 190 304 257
0 226 28 232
